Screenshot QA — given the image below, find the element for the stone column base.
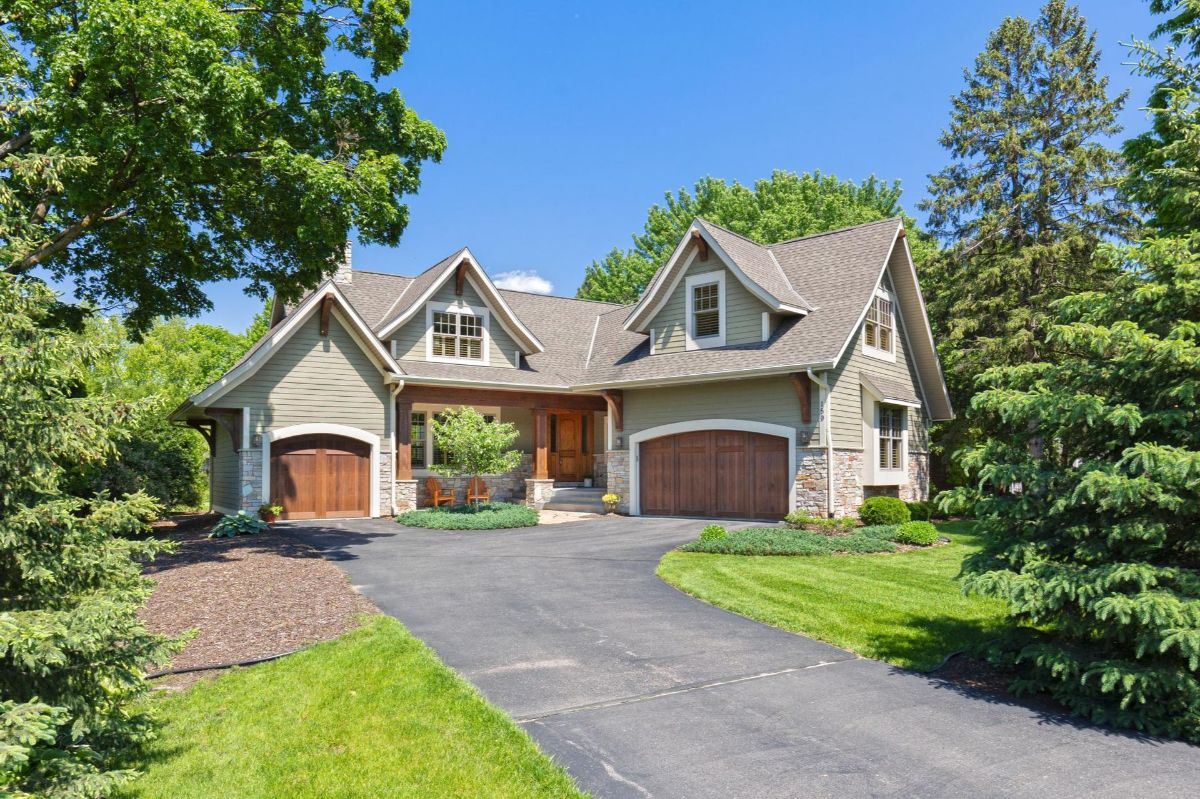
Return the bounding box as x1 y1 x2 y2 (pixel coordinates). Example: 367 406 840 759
395 479 418 513
524 479 555 510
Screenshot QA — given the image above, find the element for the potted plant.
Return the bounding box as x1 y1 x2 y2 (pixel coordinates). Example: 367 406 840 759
582 473 594 488
602 493 620 514
258 502 283 524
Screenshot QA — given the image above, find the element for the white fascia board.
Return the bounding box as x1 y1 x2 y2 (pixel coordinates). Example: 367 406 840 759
375 249 545 353
570 360 834 392
190 282 401 408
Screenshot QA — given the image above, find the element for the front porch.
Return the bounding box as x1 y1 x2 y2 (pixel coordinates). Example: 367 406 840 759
394 385 622 511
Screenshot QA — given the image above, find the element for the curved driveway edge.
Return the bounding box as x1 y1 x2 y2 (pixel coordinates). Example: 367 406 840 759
290 516 1199 799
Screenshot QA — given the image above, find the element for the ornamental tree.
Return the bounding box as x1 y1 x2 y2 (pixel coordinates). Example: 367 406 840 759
0 276 182 797
430 407 522 506
1 0 446 331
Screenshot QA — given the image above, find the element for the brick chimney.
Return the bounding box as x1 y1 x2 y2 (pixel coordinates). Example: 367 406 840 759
333 241 353 284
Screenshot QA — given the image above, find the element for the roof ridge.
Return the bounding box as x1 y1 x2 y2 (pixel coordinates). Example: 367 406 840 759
767 216 903 247
498 287 626 307
346 268 416 279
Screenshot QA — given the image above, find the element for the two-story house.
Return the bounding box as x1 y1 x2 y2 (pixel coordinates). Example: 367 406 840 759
170 217 952 521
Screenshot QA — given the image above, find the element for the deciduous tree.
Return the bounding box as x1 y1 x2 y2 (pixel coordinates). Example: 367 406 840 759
1 0 446 330
577 170 930 303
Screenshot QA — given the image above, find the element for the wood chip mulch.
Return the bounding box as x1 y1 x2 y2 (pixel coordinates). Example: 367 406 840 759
140 516 376 684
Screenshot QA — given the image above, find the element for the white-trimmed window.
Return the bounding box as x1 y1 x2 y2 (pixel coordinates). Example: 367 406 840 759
426 301 490 365
412 408 496 470
684 271 726 350
878 405 904 471
863 290 895 360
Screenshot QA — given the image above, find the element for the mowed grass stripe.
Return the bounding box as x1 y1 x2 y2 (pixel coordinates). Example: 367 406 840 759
121 616 586 799
657 522 1007 671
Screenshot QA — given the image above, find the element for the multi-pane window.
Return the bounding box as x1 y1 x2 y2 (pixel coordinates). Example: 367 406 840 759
431 311 483 360
692 282 721 339
410 412 427 468
865 294 894 353
879 405 904 470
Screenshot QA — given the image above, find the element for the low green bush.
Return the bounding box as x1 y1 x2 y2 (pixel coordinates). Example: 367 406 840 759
397 502 538 530
209 511 268 538
681 527 896 556
906 500 932 521
856 524 902 540
893 520 939 546
784 511 858 533
699 524 728 542
858 496 910 526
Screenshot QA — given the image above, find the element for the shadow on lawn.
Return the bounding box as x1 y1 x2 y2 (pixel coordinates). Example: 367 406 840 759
144 520 397 573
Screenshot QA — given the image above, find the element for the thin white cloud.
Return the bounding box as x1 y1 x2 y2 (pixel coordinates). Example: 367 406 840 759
492 270 554 295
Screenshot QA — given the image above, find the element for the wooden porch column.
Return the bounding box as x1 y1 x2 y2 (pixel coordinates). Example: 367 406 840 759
600 389 624 433
532 407 549 479
395 397 413 480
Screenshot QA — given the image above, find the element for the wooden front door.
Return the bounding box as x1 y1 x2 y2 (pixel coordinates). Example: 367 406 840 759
270 434 370 520
554 413 582 481
638 430 788 520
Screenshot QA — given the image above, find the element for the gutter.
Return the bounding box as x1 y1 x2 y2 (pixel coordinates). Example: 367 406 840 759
807 368 834 518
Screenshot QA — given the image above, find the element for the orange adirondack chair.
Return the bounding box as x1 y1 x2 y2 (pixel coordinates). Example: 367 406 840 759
425 477 456 508
466 477 492 505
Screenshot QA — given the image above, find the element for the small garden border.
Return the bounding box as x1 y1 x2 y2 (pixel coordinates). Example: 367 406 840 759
396 502 539 530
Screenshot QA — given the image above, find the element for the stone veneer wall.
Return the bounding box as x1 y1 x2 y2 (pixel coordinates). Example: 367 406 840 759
592 454 607 487
792 448 927 517
238 448 262 511
412 453 534 507
605 450 629 513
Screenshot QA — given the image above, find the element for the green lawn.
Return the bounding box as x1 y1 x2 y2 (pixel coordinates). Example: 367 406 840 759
121 616 586 799
657 521 1008 671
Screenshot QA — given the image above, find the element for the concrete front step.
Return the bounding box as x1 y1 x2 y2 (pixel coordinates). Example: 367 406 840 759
543 487 607 513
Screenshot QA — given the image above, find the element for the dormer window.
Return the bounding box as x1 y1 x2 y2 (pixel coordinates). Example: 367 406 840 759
684 271 726 350
427 301 490 364
863 289 896 361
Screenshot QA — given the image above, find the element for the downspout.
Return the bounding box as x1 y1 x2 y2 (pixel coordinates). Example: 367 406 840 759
388 378 405 516
807 368 834 518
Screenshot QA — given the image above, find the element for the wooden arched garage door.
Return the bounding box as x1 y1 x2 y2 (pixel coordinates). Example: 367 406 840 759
270 434 370 520
639 430 789 521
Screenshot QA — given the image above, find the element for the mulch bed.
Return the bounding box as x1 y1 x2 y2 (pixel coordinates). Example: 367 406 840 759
140 515 376 685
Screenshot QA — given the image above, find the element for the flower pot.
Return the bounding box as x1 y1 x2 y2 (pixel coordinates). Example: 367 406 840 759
259 512 278 524
583 478 593 488
603 501 618 514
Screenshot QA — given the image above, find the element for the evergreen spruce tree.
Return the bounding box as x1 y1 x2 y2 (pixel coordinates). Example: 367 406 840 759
949 4 1200 742
0 277 181 797
920 0 1132 486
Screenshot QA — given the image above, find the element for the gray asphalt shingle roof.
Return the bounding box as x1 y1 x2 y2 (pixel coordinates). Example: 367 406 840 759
264 216 909 392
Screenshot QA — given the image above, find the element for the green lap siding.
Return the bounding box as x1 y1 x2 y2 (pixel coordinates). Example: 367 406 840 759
221 312 391 442
211 432 239 514
648 256 770 354
827 270 930 452
622 376 817 443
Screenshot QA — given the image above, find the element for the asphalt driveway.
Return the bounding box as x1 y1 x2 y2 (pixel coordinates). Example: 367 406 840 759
290 516 1199 798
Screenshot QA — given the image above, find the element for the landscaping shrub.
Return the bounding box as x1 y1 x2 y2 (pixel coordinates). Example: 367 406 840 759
681 527 897 556
858 496 910 526
699 524 727 542
398 502 538 530
856 524 902 541
893 520 939 546
906 500 932 521
210 511 269 538
784 512 858 533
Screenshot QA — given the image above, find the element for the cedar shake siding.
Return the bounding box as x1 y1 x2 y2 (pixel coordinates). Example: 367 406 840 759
390 278 521 368
221 311 392 442
647 250 773 354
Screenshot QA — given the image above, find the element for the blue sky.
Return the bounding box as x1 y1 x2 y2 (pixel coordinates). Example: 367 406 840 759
54 1 1162 331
